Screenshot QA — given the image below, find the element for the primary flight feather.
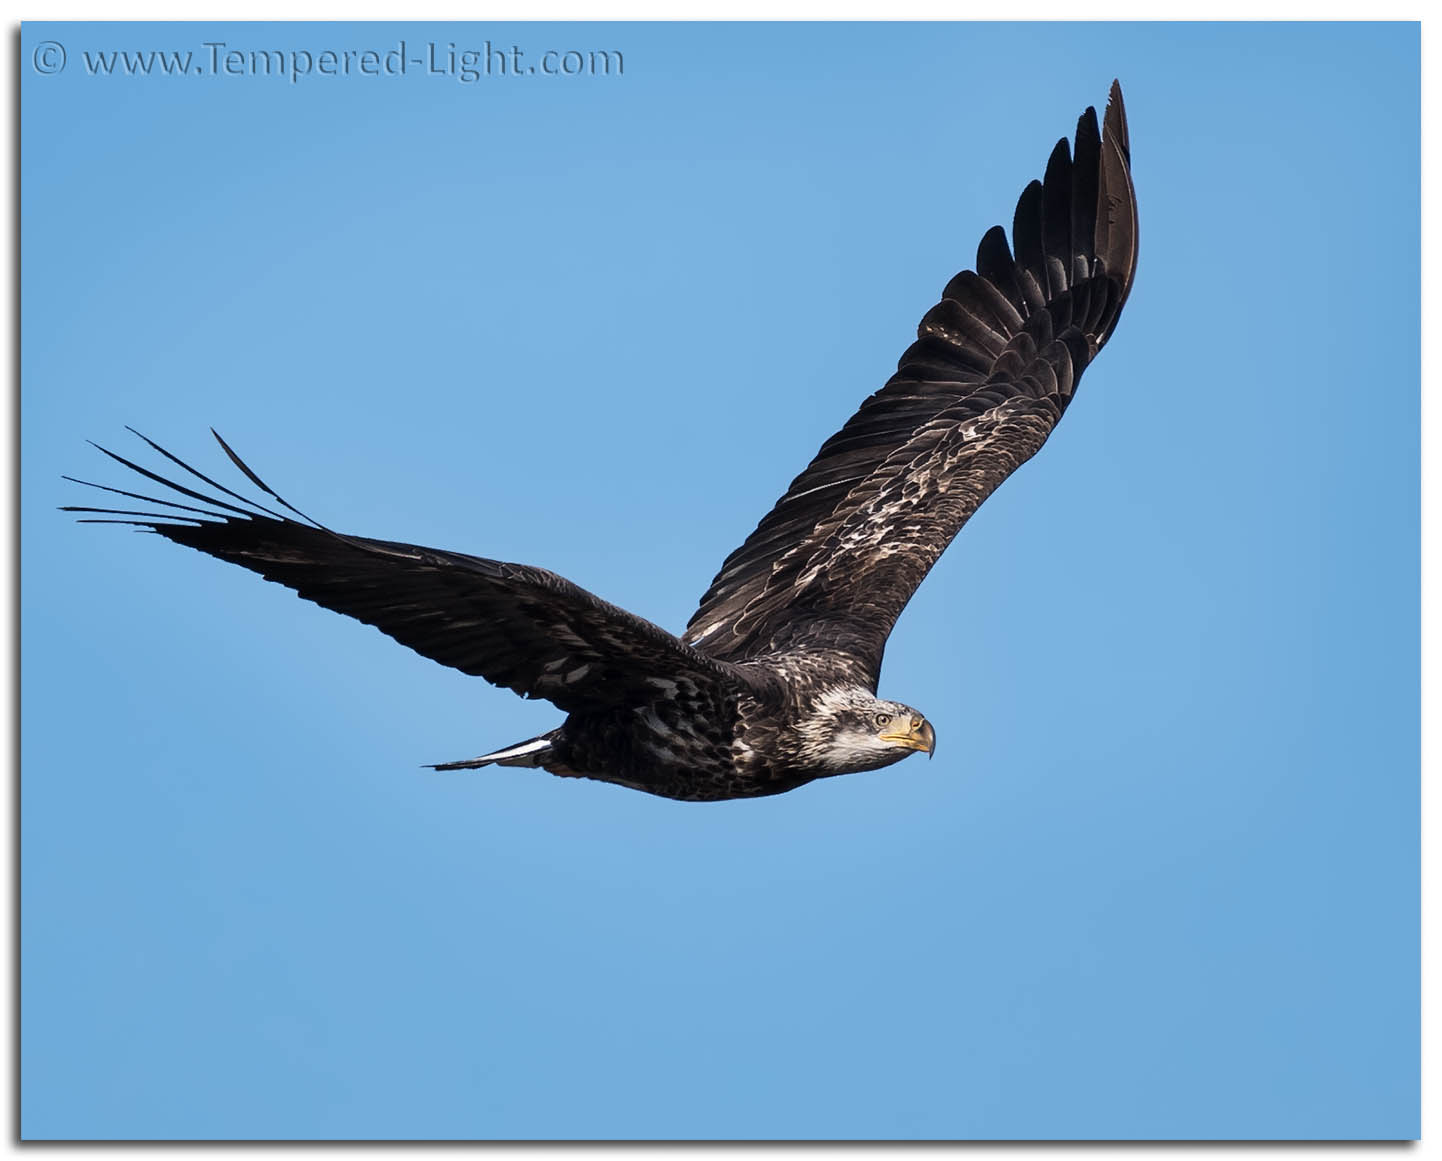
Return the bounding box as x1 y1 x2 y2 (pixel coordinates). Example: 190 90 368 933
67 82 1138 802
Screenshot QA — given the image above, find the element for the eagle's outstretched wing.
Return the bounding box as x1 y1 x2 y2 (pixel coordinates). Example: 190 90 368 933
65 431 749 714
683 82 1138 686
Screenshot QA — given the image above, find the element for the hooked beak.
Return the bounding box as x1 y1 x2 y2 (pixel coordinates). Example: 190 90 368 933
880 716 936 759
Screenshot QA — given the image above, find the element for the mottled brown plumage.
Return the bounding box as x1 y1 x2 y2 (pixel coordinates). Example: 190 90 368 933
66 83 1137 802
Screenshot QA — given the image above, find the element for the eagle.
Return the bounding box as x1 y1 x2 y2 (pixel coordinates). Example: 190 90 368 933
66 82 1137 802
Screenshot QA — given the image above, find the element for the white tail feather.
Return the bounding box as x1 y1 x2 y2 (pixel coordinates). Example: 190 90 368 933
429 734 553 772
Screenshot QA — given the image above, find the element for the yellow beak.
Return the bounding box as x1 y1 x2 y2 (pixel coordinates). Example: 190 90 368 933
879 717 936 759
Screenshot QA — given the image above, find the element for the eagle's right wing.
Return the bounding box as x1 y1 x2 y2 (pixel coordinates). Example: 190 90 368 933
683 82 1137 686
65 431 751 714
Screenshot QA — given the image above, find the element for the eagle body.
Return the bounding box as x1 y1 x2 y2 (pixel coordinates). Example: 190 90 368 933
67 83 1137 803
502 669 929 802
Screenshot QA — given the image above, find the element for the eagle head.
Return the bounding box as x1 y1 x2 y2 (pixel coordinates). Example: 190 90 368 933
799 686 935 775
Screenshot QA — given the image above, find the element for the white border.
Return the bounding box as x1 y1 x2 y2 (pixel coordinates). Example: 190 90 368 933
6 9 1427 1155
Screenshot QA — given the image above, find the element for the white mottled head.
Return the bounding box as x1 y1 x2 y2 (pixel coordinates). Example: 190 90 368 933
798 686 936 775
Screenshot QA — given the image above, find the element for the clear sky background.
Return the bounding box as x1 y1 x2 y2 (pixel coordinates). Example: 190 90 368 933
21 22 1418 1140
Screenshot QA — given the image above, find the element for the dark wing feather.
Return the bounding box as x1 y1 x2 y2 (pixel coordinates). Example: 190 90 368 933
66 434 751 714
684 81 1138 685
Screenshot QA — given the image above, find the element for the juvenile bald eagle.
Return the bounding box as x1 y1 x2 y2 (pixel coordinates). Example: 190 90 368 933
66 83 1137 802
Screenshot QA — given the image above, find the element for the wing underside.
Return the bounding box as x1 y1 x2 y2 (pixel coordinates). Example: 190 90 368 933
683 81 1138 684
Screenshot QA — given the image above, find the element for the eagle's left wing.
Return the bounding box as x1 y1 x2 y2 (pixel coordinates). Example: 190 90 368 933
65 431 752 715
684 82 1137 686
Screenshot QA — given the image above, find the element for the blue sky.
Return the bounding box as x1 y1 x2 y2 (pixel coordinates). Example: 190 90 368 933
22 22 1418 1140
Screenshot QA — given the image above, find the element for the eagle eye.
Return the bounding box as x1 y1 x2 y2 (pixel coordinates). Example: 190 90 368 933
874 712 892 727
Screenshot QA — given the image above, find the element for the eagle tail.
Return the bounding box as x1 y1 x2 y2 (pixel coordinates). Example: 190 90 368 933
428 732 557 772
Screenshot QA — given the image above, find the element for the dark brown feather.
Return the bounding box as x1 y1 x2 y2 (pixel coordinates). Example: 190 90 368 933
683 82 1138 684
73 435 755 716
